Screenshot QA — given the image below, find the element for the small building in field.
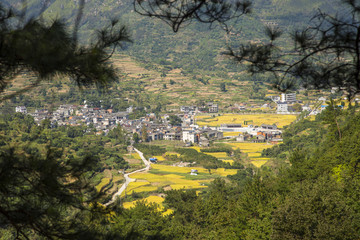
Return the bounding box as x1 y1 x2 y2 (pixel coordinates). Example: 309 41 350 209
149 157 158 163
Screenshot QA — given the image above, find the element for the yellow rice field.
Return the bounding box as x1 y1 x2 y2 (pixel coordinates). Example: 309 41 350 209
153 155 165 161
131 153 142 160
222 159 234 165
123 196 174 216
196 114 297 128
120 181 158 197
150 164 209 174
251 160 269 168
213 168 238 176
227 142 274 152
226 142 273 168
96 178 111 192
128 164 237 192
130 171 211 190
165 152 181 157
191 146 201 152
204 152 228 158
123 195 164 209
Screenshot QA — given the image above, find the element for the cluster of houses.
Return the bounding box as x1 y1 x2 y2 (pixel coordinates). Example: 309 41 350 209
268 93 302 114
180 102 219 113
16 104 130 133
15 104 282 144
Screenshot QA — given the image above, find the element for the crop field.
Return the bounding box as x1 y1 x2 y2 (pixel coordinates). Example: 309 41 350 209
227 142 274 152
129 171 210 191
121 181 158 197
226 142 273 167
123 195 174 216
213 168 238 176
123 195 164 209
196 114 297 128
191 146 201 152
95 178 111 192
251 160 269 168
165 152 181 157
131 153 142 160
128 164 237 193
223 132 242 137
153 155 166 161
204 152 228 158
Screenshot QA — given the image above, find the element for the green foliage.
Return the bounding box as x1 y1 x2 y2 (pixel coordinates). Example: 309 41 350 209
175 148 241 169
168 115 182 126
0 4 131 101
220 82 227 92
0 144 101 239
134 143 166 159
273 176 360 240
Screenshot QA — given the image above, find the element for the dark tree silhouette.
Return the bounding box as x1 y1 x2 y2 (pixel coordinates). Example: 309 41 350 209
0 1 129 239
0 2 130 101
133 0 252 32
226 0 360 100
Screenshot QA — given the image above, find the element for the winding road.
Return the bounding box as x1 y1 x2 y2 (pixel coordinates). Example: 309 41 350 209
104 148 150 206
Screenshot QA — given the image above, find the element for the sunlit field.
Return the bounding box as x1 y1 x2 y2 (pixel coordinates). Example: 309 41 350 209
204 152 228 158
123 195 174 216
95 178 111 192
126 164 237 193
191 146 201 152
130 152 142 160
153 155 165 161
129 171 209 190
196 114 297 128
222 159 234 165
226 142 273 167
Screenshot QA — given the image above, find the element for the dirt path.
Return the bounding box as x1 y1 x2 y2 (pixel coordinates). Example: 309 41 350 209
104 148 150 206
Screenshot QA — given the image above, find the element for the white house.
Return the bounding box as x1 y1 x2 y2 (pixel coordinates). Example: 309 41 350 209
15 106 27 114
182 131 198 143
277 102 289 113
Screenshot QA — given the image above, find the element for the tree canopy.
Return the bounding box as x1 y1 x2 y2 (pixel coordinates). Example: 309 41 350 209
226 0 360 99
0 2 130 101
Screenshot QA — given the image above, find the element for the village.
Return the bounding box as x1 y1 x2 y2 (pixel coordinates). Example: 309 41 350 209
13 92 324 147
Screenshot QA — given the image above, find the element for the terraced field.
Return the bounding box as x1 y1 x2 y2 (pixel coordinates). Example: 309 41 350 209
123 195 173 215
226 142 274 167
122 162 238 207
196 114 297 128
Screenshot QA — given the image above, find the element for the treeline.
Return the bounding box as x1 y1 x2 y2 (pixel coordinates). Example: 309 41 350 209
0 113 129 182
2 104 360 239
103 104 360 239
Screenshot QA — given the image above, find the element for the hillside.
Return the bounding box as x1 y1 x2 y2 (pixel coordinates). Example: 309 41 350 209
5 0 338 75
1 0 340 109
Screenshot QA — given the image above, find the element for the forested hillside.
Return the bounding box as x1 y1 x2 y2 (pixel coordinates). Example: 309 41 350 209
6 0 338 75
2 1 360 239
2 104 360 239
1 0 339 110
